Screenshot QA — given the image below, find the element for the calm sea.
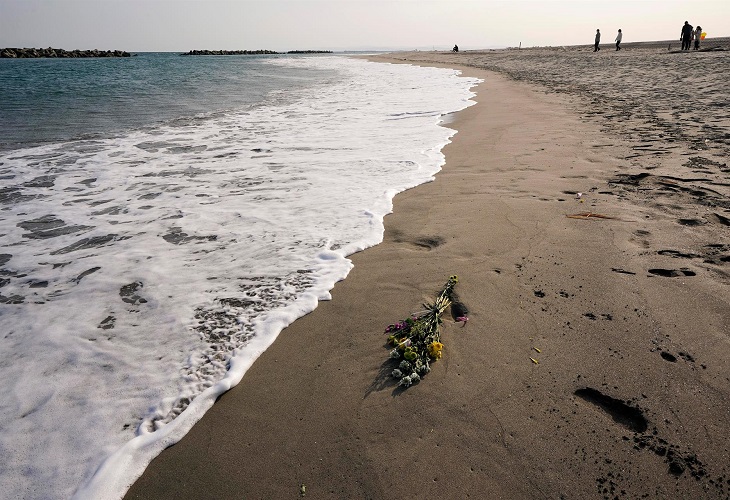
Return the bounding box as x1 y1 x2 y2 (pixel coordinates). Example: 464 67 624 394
0 52 479 499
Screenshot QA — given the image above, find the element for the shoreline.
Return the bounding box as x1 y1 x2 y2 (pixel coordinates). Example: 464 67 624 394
125 51 729 499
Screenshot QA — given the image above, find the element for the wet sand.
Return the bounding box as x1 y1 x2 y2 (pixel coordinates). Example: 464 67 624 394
125 46 730 499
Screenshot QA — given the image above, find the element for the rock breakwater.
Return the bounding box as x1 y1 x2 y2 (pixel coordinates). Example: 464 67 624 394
181 49 332 55
0 47 131 58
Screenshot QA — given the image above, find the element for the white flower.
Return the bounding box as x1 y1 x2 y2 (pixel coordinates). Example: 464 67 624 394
392 369 403 379
399 375 413 387
410 372 421 383
389 349 401 359
399 360 412 371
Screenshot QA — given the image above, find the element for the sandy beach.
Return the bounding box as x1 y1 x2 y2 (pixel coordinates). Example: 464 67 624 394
125 45 729 499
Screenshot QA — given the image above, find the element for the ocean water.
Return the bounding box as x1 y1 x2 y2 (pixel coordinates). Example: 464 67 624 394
0 53 479 499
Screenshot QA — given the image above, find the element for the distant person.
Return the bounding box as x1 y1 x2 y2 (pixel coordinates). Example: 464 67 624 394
694 26 702 50
680 21 693 50
452 44 459 52
594 29 601 52
615 29 622 50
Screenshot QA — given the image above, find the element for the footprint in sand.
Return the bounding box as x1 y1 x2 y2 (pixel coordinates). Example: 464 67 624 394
648 268 696 277
574 387 648 433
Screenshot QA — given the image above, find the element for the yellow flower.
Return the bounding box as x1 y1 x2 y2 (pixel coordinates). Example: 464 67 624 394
397 339 412 351
428 342 444 359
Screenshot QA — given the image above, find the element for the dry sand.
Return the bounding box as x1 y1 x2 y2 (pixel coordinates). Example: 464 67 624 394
125 47 730 499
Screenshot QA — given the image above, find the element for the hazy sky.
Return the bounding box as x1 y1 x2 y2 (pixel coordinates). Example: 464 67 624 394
1 0 728 52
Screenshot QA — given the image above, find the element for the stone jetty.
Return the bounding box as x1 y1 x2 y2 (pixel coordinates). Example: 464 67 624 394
182 49 280 56
181 49 333 55
0 47 131 58
286 50 333 54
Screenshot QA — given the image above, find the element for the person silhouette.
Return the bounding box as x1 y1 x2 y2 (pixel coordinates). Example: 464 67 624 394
594 29 601 52
615 29 622 50
452 44 459 52
680 21 693 50
694 26 702 50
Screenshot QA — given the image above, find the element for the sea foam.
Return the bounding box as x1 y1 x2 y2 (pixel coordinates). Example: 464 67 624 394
0 56 479 499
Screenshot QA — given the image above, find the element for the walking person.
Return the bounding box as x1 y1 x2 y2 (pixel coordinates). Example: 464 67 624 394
594 29 601 52
615 29 622 50
680 21 693 50
694 26 702 50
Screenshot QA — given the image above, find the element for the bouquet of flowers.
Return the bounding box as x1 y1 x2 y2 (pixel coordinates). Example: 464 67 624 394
384 275 462 387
